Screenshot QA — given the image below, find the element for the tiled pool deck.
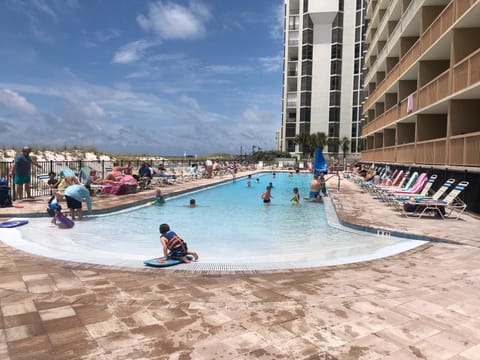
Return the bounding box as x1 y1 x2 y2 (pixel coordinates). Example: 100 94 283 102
1 173 479 359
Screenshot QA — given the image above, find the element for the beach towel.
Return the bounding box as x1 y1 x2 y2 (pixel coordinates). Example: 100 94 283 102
407 94 414 113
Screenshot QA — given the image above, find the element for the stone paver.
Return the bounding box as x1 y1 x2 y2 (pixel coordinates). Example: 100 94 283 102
0 173 479 359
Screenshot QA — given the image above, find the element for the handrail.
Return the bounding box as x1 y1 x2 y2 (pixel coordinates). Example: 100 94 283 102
453 47 480 68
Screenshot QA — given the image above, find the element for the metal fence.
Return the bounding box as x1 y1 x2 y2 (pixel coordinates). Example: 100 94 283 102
0 159 194 201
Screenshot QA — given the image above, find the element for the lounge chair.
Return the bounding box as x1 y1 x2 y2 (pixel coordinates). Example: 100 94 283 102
374 171 417 197
383 173 429 205
402 180 469 219
387 174 437 203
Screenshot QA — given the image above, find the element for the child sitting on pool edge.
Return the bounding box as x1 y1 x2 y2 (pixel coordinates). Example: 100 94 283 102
157 223 198 263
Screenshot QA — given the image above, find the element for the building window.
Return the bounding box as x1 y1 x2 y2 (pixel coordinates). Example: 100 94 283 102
287 93 297 107
355 27 361 42
331 44 342 59
302 45 313 60
329 108 340 122
303 0 309 13
302 29 313 44
287 139 295 152
331 60 342 75
289 31 299 46
303 14 312 28
352 91 359 106
299 123 310 134
355 43 360 58
352 107 358 122
302 60 312 75
355 10 362 25
329 92 341 106
301 92 311 106
328 123 340 137
289 16 299 30
330 75 341 91
332 13 343 28
300 108 311 122
301 76 312 91
351 122 358 138
332 28 343 43
286 124 296 137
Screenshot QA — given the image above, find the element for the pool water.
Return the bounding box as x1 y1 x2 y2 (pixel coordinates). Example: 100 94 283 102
2 172 426 270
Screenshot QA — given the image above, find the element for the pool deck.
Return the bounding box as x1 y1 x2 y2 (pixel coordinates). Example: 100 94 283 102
1 172 480 359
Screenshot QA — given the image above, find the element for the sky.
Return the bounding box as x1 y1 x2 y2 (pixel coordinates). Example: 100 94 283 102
0 0 284 156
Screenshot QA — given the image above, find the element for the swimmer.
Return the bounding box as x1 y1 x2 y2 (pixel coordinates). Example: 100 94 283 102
291 187 300 205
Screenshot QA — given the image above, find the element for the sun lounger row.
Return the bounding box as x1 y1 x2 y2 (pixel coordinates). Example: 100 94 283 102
353 165 469 220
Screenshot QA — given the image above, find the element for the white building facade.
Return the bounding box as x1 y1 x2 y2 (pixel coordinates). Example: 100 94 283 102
280 0 367 157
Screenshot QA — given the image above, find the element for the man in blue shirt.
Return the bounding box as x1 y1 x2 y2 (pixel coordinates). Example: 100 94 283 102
9 146 41 200
138 161 152 185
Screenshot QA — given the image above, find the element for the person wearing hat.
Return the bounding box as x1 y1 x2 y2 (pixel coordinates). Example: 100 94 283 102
9 146 41 200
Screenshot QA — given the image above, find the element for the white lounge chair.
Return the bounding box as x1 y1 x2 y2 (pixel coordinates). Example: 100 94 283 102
402 181 469 219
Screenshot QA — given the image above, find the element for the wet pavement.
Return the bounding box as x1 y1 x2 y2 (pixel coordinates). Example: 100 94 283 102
1 173 479 359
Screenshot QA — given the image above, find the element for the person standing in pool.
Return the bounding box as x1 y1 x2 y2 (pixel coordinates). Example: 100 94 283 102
319 172 327 197
261 186 273 204
158 223 198 263
291 187 300 205
307 174 323 202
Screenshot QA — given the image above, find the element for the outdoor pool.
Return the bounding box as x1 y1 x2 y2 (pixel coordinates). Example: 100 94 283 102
1 172 426 270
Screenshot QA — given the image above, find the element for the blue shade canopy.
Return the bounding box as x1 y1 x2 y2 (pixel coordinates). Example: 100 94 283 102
314 147 328 175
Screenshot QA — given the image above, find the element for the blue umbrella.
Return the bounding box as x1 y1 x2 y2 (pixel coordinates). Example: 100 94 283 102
314 147 328 175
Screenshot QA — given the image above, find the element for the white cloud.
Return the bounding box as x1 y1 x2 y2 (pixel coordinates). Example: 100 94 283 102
82 101 106 119
259 54 283 73
112 40 156 64
205 65 252 75
0 88 37 115
270 2 284 40
137 0 211 40
179 95 200 111
32 0 57 21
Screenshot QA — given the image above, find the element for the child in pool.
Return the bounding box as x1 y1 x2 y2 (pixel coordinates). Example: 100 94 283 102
261 186 273 204
291 187 300 205
157 223 199 263
46 192 63 224
150 189 165 205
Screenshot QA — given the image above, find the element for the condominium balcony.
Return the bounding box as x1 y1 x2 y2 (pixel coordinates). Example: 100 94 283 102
361 132 480 167
364 0 476 99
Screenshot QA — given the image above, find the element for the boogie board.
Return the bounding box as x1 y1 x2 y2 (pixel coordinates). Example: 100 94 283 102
0 220 28 228
55 213 75 228
144 255 193 268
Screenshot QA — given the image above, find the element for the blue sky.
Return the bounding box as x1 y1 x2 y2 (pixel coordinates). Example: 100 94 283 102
0 0 284 156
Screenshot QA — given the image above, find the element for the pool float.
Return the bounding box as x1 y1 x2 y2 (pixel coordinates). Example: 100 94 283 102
55 213 75 228
144 255 193 268
0 220 28 228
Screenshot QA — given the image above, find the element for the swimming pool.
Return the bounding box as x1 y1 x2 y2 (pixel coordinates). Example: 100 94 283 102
1 172 426 270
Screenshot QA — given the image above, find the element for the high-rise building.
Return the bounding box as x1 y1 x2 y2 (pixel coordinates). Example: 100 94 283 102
361 0 480 169
280 0 367 158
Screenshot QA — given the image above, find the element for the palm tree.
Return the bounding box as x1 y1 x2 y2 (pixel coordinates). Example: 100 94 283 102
311 132 329 151
294 133 311 156
341 137 350 160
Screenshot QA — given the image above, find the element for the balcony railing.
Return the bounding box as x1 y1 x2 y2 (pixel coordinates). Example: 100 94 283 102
364 0 477 112
396 143 416 163
364 63 400 110
415 138 447 165
449 131 480 166
452 48 480 93
418 69 450 109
